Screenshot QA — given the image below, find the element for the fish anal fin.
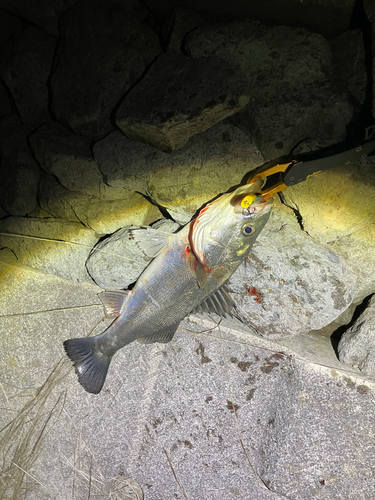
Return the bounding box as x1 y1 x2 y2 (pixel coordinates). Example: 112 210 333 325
129 228 172 258
99 290 129 319
137 323 179 344
192 285 236 317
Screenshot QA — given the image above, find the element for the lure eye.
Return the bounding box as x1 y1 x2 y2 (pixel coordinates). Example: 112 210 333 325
242 223 255 236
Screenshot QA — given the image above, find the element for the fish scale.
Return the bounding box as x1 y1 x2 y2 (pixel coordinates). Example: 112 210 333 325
64 182 273 394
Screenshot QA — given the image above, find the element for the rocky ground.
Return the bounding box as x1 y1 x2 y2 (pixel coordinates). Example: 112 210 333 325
0 0 375 499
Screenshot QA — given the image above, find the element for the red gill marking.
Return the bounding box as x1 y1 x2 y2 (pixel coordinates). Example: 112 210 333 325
245 286 263 303
188 219 206 268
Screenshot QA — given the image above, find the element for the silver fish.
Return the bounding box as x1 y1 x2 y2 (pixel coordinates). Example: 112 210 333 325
64 181 273 394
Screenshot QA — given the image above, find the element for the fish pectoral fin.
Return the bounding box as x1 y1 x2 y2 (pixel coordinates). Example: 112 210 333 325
129 227 173 258
99 289 129 319
137 323 179 344
192 284 236 317
195 260 209 290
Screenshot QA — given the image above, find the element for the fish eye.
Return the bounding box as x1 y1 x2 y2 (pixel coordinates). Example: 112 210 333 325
242 223 255 236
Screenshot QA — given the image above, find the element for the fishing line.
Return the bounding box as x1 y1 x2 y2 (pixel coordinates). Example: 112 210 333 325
0 304 102 319
0 231 146 266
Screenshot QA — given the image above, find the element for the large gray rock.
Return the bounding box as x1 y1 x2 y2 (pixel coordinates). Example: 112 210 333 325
338 294 375 377
161 6 208 54
0 116 40 216
116 53 250 152
0 79 12 117
185 20 353 158
146 0 355 38
94 121 264 224
229 208 356 338
0 0 75 37
29 121 104 198
38 172 162 235
51 0 161 138
329 29 367 108
0 26 56 129
280 158 375 302
0 216 98 282
364 0 375 120
86 220 180 289
0 8 22 48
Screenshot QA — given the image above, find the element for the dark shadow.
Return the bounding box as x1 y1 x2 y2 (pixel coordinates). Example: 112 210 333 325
331 293 374 357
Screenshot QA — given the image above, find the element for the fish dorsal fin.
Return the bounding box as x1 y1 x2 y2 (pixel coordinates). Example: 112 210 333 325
137 323 179 344
99 290 129 318
129 227 172 258
192 285 236 317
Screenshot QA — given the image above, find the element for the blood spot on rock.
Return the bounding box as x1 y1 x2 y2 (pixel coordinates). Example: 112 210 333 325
245 285 263 303
195 341 212 364
226 400 239 412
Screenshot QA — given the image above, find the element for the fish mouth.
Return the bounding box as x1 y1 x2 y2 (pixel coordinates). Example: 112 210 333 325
234 194 273 218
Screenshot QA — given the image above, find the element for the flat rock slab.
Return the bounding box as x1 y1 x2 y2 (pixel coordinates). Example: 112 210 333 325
51 0 160 138
0 217 98 282
0 258 374 500
116 53 250 152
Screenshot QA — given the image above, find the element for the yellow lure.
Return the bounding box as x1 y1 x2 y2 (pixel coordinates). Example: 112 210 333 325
240 194 257 208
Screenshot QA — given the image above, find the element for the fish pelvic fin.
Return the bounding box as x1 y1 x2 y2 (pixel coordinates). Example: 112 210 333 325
63 337 111 394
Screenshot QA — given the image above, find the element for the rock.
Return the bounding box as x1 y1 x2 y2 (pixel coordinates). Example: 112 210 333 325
148 0 355 38
86 220 180 289
86 226 150 289
29 122 104 198
51 0 161 139
185 20 353 158
0 0 75 37
364 0 375 120
0 116 40 215
38 172 162 235
329 29 367 108
0 216 98 282
161 7 208 53
94 122 264 224
229 208 356 338
0 78 12 118
338 294 375 377
116 53 250 152
0 26 56 129
109 476 144 500
280 158 375 302
0 8 22 47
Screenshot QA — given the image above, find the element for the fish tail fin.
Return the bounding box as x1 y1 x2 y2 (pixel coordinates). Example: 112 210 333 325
63 337 111 394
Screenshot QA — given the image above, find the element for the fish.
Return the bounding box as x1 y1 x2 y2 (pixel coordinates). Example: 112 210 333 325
63 180 273 394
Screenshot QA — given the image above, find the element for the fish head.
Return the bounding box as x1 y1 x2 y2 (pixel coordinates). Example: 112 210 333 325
190 180 273 269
